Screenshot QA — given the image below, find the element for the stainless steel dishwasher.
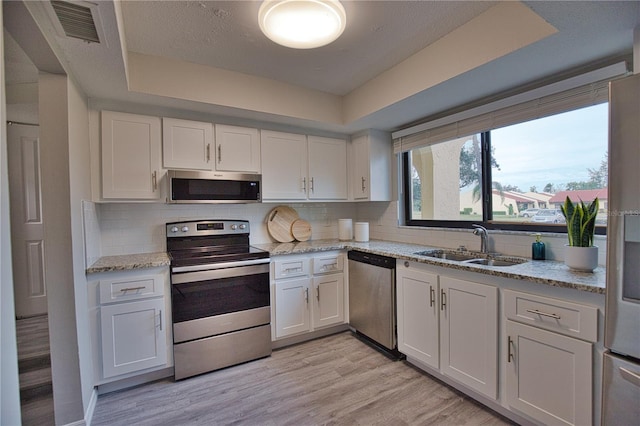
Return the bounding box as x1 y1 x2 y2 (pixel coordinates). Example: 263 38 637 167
348 250 401 357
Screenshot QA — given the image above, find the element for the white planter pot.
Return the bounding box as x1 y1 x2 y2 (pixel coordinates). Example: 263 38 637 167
564 245 598 272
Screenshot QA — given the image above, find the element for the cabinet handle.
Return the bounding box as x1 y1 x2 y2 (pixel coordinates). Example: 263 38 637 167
526 309 561 320
361 176 366 191
119 286 146 292
429 285 435 308
310 177 314 193
507 336 514 363
152 171 158 191
217 145 222 164
304 288 309 303
206 144 211 162
316 286 320 301
158 310 163 331
302 177 307 193
440 289 446 311
404 261 410 268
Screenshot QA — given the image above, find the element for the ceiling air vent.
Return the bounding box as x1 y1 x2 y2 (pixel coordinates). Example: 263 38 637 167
51 0 101 43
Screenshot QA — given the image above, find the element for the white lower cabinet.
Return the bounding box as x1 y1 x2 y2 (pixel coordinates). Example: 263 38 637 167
101 298 167 378
272 252 346 340
88 267 172 385
396 265 439 369
396 261 498 399
504 289 596 426
274 276 312 338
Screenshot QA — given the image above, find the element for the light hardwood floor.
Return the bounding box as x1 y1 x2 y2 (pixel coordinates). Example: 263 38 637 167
92 332 514 426
16 314 54 426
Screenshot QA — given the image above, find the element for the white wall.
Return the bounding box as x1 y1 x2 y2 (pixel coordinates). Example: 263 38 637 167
67 75 96 420
96 202 357 256
39 73 85 425
0 13 23 424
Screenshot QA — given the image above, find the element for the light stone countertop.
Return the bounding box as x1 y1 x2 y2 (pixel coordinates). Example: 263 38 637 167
86 252 171 274
254 239 606 295
85 240 605 295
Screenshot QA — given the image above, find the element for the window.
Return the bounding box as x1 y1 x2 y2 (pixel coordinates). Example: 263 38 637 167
403 103 608 233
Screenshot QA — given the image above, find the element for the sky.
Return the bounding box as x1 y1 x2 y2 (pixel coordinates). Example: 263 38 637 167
489 103 608 192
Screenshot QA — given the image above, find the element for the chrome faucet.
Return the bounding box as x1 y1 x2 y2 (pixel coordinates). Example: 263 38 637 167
472 224 489 253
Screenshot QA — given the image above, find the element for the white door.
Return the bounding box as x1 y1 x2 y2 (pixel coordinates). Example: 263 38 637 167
439 276 498 399
7 124 47 317
274 277 311 338
396 265 440 369
260 131 308 200
312 273 344 328
100 298 167 378
307 136 347 200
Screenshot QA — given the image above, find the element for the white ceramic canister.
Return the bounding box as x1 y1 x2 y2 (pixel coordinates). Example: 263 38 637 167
338 219 353 240
354 222 369 242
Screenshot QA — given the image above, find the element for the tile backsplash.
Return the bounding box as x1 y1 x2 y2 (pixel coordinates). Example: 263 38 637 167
93 200 607 266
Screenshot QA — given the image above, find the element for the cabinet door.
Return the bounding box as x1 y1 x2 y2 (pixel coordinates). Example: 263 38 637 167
215 124 260 173
307 136 347 200
261 131 308 200
351 131 391 201
506 320 592 426
352 135 370 200
162 118 213 170
439 276 498 399
396 265 440 369
100 298 167 378
101 111 162 200
274 277 311 338
312 273 344 328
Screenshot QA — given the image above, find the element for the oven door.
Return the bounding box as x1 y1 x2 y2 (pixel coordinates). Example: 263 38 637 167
171 262 270 343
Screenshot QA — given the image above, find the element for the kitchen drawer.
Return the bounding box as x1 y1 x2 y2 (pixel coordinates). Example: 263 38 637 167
312 253 344 275
99 273 164 304
273 256 310 279
504 289 598 342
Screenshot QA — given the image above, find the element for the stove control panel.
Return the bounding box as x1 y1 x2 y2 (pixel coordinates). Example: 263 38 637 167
166 220 250 238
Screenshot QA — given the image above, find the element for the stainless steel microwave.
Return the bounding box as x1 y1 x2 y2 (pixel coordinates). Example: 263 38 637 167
167 170 261 203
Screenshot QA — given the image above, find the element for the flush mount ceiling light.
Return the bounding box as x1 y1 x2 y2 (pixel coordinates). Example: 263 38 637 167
258 0 346 49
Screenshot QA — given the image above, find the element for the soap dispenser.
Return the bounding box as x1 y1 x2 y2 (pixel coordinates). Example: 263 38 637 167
532 233 545 260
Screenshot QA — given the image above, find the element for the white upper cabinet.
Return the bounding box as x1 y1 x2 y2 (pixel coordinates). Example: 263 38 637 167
307 136 347 200
261 131 347 201
101 111 162 200
162 118 213 171
214 124 261 173
261 130 309 200
351 130 392 201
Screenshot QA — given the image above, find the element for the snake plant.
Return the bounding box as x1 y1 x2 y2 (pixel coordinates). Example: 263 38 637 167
560 196 599 247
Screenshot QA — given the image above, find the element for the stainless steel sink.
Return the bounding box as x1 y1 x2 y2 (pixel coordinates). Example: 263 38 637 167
463 258 526 267
413 249 527 267
413 250 479 262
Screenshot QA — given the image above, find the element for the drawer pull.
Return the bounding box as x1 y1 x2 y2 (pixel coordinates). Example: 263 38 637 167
322 263 338 270
120 286 146 292
284 267 302 273
526 308 561 320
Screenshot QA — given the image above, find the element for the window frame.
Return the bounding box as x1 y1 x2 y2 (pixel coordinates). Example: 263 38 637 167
401 130 607 236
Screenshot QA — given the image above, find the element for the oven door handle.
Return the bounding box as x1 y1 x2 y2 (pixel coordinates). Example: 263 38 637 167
171 263 270 284
171 258 271 274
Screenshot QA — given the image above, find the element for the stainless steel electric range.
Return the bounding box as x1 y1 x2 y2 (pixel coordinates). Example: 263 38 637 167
166 219 271 380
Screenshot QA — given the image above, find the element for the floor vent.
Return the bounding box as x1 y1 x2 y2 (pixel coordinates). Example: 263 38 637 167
51 0 100 43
